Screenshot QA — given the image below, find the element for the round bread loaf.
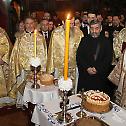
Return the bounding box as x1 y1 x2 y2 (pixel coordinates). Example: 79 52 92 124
40 74 54 85
76 117 102 126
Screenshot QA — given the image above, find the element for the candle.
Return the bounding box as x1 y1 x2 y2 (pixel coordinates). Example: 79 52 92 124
34 29 37 58
64 14 70 80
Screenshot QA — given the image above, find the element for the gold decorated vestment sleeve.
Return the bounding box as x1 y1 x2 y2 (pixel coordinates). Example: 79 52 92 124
113 32 122 59
108 55 123 86
113 28 126 59
0 34 10 64
46 32 54 74
0 66 7 97
7 38 21 93
42 35 47 53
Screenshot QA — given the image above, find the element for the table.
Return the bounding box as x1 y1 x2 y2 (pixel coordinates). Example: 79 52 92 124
22 81 59 126
23 81 59 106
31 95 126 126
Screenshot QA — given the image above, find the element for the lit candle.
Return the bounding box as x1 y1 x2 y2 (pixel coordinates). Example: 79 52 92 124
34 29 37 58
64 14 70 80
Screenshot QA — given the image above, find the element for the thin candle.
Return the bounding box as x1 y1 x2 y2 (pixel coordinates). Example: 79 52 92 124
64 14 70 80
34 29 37 58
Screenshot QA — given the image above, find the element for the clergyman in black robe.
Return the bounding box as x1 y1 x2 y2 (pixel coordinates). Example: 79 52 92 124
76 20 113 95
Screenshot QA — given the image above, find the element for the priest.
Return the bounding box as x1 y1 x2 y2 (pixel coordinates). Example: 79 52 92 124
8 16 47 106
0 27 12 99
47 17 83 92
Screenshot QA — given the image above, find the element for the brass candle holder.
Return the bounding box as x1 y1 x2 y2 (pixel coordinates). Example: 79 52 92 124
76 89 87 118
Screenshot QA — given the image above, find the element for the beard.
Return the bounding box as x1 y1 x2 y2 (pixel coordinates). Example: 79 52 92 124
90 32 100 38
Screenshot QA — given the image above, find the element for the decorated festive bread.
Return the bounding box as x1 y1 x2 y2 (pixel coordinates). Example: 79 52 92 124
75 117 102 126
40 73 54 85
83 90 110 113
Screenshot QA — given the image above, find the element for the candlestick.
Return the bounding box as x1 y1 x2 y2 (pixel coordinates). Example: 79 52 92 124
57 90 72 124
30 57 41 89
76 89 87 118
34 29 37 58
64 14 70 80
31 66 40 89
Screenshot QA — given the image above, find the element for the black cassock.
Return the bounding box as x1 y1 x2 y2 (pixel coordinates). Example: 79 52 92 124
76 34 113 94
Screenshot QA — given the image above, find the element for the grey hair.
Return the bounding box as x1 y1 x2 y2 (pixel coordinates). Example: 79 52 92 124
89 20 101 27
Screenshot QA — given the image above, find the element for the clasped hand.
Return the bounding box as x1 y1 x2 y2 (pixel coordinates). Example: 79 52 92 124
87 67 97 75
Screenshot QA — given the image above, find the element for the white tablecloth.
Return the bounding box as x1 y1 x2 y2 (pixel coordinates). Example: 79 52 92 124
23 81 59 105
31 95 126 126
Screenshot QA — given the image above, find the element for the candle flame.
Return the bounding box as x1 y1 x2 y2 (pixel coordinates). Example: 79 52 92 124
67 14 70 20
34 29 37 34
